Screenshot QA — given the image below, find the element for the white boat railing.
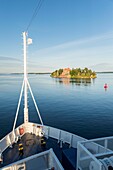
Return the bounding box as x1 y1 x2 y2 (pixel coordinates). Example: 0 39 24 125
77 136 113 170
0 124 25 153
77 142 102 170
0 122 85 154
1 148 64 170
24 122 85 147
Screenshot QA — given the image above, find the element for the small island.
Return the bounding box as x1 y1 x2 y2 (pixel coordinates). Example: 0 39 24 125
51 67 97 79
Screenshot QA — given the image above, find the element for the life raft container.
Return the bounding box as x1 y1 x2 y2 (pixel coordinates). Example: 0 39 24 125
19 127 24 135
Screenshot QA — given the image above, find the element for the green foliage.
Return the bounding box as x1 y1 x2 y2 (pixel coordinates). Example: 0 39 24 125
51 68 63 77
70 67 96 78
70 68 81 76
58 69 63 75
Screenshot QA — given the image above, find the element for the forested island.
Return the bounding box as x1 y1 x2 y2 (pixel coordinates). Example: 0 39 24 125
51 68 97 79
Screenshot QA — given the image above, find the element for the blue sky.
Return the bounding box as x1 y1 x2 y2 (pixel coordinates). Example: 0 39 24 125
0 0 113 73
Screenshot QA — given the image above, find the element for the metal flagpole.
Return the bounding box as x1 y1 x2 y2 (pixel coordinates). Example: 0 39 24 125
23 32 29 123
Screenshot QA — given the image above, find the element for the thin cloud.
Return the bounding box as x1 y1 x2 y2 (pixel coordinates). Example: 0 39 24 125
34 31 113 54
28 62 54 69
31 33 113 62
0 56 22 62
29 32 113 70
1 32 113 73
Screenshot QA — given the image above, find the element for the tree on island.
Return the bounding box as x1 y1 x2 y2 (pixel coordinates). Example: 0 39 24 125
51 67 96 79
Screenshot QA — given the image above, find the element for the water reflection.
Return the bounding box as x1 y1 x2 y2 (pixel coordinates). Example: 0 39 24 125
54 78 94 86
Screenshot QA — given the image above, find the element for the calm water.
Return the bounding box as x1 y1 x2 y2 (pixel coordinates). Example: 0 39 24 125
0 73 113 140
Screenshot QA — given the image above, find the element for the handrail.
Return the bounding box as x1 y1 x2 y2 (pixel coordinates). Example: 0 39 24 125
80 136 113 144
77 142 103 170
78 143 102 164
79 136 113 155
77 135 113 169
2 148 64 170
0 122 85 154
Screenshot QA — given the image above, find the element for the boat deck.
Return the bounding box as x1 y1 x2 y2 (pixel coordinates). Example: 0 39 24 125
0 133 77 169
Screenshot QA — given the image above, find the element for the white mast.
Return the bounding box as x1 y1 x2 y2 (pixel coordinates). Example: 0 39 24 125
23 32 29 123
12 32 43 132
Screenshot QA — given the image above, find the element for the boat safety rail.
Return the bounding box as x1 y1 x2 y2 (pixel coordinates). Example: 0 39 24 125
24 122 85 148
77 136 113 170
77 142 102 170
0 122 85 154
1 148 64 170
80 136 113 156
0 123 25 153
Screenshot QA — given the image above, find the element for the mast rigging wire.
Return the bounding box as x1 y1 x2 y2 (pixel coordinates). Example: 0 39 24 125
26 0 45 31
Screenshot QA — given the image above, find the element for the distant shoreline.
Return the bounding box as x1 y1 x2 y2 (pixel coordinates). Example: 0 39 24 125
0 73 51 75
0 72 113 75
96 72 113 73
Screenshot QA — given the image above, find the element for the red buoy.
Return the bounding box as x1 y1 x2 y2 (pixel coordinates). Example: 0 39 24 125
104 83 108 89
